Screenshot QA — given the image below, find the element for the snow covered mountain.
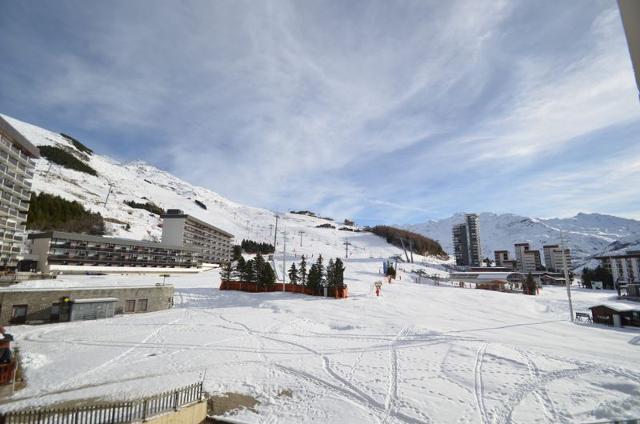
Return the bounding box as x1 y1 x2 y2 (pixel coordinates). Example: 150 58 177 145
407 212 640 269
2 113 447 271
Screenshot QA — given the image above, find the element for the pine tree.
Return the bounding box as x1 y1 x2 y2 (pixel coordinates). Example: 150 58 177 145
262 262 276 285
222 261 233 281
299 255 307 286
235 256 246 280
244 259 257 283
334 258 345 287
307 264 319 289
326 259 336 287
232 245 243 261
254 253 267 285
288 263 298 285
386 264 396 279
525 272 537 295
316 255 325 286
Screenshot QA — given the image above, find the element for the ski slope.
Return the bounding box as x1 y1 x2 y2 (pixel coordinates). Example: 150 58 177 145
4 264 640 423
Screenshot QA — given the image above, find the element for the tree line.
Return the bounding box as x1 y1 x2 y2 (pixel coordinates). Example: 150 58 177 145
27 192 105 235
240 239 275 254
38 145 98 176
222 252 277 286
288 255 345 289
124 200 165 215
222 253 346 290
366 225 447 258
581 265 614 289
60 133 93 155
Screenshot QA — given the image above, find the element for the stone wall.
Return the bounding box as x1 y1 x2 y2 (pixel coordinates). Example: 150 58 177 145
0 285 174 325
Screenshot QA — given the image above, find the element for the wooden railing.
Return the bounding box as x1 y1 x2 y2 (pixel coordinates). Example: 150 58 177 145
0 382 203 424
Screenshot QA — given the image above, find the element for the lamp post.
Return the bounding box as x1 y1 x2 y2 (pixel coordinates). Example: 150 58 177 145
561 233 574 322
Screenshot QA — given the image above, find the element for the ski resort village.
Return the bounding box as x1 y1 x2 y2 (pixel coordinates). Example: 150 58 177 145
0 111 637 424
1 1 640 423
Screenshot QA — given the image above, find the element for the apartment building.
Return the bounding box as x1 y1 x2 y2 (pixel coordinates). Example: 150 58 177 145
494 250 510 267
514 243 530 271
0 116 40 269
161 210 233 264
29 231 203 274
543 244 572 272
451 214 482 267
597 250 640 284
521 250 542 273
452 223 469 266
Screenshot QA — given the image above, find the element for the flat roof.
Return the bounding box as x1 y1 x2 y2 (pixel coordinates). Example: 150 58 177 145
28 231 201 252
589 302 640 313
72 297 119 303
0 114 40 158
161 213 234 238
450 272 522 280
0 284 173 293
595 252 640 260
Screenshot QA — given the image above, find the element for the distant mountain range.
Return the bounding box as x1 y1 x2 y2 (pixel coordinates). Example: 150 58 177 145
407 212 640 269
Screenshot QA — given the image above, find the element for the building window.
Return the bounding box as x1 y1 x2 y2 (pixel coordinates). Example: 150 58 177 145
125 300 136 313
11 304 28 324
137 299 148 312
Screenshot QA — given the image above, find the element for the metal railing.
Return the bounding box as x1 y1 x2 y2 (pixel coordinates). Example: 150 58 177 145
0 382 204 424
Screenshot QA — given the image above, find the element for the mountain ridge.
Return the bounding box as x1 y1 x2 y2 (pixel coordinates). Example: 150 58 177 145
406 211 640 269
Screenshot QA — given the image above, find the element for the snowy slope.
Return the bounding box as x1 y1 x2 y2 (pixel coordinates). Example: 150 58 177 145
1 113 444 268
407 212 640 269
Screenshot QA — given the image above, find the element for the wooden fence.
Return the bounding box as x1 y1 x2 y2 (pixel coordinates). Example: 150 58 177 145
220 280 348 298
0 382 203 424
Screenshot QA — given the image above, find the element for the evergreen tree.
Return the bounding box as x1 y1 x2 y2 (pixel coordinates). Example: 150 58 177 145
524 272 537 295
235 256 246 280
299 255 307 286
326 259 336 287
262 262 276 284
222 261 233 281
288 263 298 285
334 258 345 287
244 259 257 283
254 253 267 285
232 245 243 261
316 255 325 286
307 264 320 289
386 264 396 279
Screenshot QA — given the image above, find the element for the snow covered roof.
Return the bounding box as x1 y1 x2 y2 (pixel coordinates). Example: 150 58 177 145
0 284 172 293
589 302 640 312
0 114 40 158
72 297 119 304
450 272 518 280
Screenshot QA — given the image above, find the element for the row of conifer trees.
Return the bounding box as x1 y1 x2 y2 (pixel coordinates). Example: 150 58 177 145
222 253 346 289
288 255 346 289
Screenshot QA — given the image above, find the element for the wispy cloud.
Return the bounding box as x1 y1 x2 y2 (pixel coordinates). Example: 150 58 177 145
0 0 638 224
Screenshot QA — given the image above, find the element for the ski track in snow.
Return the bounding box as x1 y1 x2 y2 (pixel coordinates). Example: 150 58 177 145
473 343 489 424
6 272 640 422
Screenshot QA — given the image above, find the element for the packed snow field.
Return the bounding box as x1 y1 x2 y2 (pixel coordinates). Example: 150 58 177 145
2 114 640 422
5 263 640 424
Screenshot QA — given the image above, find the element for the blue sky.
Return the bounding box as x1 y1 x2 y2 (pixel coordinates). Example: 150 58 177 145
0 0 638 226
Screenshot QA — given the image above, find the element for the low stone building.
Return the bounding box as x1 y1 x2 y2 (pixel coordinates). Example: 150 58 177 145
0 284 174 325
